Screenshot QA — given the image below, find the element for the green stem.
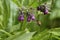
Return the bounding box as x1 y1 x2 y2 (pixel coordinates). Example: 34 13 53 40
20 22 23 31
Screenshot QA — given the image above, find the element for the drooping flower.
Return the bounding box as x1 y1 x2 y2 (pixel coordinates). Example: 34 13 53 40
27 13 35 22
27 15 31 22
18 11 24 21
31 14 35 20
37 5 48 15
18 15 24 21
44 9 48 15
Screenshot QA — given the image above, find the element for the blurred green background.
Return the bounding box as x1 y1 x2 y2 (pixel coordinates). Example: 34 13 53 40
0 0 60 40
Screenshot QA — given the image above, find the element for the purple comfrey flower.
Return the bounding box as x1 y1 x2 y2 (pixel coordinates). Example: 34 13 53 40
27 13 35 22
18 14 24 21
44 9 48 15
31 14 35 20
27 15 31 22
37 5 48 15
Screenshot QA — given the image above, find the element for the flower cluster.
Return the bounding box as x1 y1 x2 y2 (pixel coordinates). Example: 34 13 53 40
18 4 49 22
27 12 35 22
37 5 48 15
18 11 35 22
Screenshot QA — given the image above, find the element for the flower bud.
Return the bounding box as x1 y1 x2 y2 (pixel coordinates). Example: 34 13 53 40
18 15 24 21
27 15 31 22
31 15 35 20
44 9 48 15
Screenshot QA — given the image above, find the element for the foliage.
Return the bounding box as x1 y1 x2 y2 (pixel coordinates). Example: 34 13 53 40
0 0 60 40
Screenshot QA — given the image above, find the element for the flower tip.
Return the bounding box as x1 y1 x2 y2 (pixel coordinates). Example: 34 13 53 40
44 9 48 15
18 15 24 21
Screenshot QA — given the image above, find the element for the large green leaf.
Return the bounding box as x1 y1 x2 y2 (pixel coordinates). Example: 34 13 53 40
32 29 50 40
50 9 60 20
56 0 60 9
49 28 60 36
6 32 35 40
13 32 35 40
2 0 10 29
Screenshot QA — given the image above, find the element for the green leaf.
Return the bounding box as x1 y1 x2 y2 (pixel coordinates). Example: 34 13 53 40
49 28 60 36
50 9 60 20
6 32 35 40
7 0 19 32
32 29 50 40
56 0 60 9
13 32 35 40
1 0 10 29
23 0 29 6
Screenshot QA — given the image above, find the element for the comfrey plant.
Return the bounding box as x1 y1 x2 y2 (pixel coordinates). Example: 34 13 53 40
37 5 48 15
18 4 49 22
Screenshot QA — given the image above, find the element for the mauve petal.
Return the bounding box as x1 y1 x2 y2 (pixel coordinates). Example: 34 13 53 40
44 9 48 15
20 16 24 21
31 15 35 20
18 15 24 21
27 16 31 22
